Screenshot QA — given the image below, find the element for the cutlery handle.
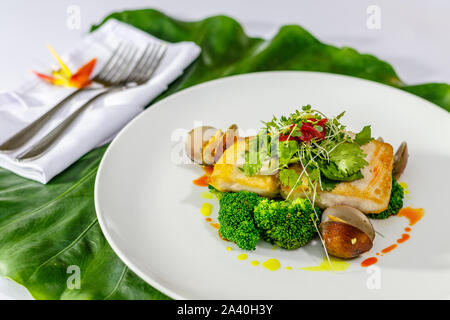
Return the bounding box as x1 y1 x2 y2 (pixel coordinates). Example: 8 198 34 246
0 88 87 152
16 88 115 161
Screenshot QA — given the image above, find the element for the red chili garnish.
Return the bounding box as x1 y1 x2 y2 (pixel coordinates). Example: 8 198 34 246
279 118 328 142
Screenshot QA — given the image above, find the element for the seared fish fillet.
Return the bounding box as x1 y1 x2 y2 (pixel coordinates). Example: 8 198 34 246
280 140 394 213
209 138 280 197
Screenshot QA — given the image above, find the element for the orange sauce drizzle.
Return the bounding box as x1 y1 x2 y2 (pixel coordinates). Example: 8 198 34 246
361 207 424 268
397 207 424 226
205 217 212 222
210 222 220 229
381 244 397 254
192 166 214 187
397 233 410 244
361 257 378 267
218 230 229 242
192 175 209 187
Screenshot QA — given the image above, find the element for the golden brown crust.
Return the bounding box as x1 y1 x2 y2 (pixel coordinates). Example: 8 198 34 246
327 140 394 213
209 139 280 198
281 140 394 213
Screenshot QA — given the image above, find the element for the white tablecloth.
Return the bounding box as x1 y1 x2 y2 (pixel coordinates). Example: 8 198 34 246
0 0 448 300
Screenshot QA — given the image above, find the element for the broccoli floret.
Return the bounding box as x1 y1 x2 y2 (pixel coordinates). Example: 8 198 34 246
217 191 262 250
208 185 224 200
368 178 404 219
254 198 321 250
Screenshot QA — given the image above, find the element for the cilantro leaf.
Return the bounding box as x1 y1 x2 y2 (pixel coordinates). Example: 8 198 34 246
308 167 321 182
320 177 338 191
329 142 368 175
318 142 367 181
243 130 270 176
242 159 261 176
278 140 298 167
320 162 364 181
355 125 373 145
279 168 301 189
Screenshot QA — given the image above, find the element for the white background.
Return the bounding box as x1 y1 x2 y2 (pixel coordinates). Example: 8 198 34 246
0 0 449 300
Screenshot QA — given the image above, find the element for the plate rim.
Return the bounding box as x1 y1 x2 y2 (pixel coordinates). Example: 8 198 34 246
94 70 450 300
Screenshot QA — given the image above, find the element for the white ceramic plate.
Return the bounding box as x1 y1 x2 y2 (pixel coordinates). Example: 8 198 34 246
95 71 450 299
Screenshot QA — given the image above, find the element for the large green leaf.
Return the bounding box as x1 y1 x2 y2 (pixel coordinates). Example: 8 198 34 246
0 147 167 299
0 9 448 300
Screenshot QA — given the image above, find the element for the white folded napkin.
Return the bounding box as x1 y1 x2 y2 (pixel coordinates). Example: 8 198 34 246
0 19 200 183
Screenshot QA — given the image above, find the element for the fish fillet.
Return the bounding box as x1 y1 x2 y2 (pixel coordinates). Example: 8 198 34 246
209 138 280 197
280 140 394 213
210 138 394 214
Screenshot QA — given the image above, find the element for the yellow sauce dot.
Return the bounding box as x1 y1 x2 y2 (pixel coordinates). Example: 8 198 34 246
262 258 281 271
237 254 248 261
200 203 213 216
250 260 260 266
399 182 411 199
299 257 350 272
226 247 233 251
285 266 292 270
201 191 214 199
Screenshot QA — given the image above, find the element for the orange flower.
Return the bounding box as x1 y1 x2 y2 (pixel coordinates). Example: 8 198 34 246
33 45 96 88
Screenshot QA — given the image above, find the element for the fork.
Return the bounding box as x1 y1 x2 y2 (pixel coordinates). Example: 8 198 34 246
15 42 167 161
0 44 131 153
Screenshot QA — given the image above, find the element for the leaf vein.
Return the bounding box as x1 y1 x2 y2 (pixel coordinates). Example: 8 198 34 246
0 166 98 233
27 218 99 283
103 265 128 300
